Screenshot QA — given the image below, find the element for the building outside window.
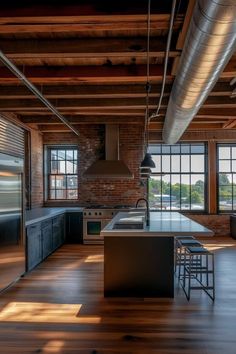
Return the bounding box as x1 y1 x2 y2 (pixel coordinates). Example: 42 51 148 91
46 146 78 200
217 144 236 212
148 143 207 211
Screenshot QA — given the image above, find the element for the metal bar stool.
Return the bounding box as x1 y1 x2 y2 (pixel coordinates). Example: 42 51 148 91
176 238 203 280
181 246 215 301
174 236 196 272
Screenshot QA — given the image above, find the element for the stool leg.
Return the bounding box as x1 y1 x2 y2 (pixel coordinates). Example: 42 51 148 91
206 254 209 287
212 254 215 301
187 254 192 301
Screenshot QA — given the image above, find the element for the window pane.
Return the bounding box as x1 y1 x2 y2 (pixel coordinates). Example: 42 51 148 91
50 175 56 188
162 175 170 209
219 147 230 159
55 175 66 188
56 190 67 199
50 161 58 174
151 155 161 173
149 176 162 209
219 173 232 185
66 150 74 160
191 155 204 172
51 150 57 160
191 174 205 210
219 160 231 172
162 155 170 173
232 160 236 172
181 155 190 172
57 150 65 160
171 174 180 209
191 144 205 154
181 144 190 154
232 147 236 159
162 145 171 154
181 175 190 209
50 190 56 199
149 145 161 154
219 187 232 211
171 155 180 172
66 161 74 174
171 145 180 154
67 176 77 189
58 161 66 174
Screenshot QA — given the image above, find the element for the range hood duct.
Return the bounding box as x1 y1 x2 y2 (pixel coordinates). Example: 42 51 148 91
163 0 236 144
84 125 133 179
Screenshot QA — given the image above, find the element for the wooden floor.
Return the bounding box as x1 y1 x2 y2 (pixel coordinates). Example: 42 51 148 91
0 238 236 354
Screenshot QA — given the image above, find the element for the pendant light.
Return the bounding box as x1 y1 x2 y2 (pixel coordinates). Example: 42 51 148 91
140 0 155 171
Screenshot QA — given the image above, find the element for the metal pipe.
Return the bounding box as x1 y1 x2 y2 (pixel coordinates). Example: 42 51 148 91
149 0 177 120
0 50 79 137
163 0 236 144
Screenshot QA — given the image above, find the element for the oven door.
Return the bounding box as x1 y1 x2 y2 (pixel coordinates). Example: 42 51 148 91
83 219 111 244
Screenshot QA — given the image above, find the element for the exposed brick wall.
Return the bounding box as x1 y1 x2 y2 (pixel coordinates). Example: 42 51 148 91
43 124 146 207
30 128 44 208
186 214 230 237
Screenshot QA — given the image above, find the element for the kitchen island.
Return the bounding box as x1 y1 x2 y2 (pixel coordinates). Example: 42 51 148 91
101 211 213 298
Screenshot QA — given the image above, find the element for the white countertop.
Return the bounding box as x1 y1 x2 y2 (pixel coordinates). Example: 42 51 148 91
25 207 84 226
101 211 214 237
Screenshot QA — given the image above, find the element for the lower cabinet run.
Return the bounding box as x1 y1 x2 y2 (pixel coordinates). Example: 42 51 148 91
26 215 65 272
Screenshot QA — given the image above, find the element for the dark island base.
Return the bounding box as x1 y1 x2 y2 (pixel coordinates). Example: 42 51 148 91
104 236 174 298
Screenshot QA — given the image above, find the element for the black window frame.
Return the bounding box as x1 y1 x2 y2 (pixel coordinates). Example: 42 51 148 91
45 145 78 201
217 143 236 213
148 142 207 212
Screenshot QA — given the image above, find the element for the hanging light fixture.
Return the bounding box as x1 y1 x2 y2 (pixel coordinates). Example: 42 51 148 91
140 0 155 171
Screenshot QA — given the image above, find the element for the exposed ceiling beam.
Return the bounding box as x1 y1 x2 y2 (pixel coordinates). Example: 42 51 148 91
0 82 232 99
0 96 234 111
0 64 172 84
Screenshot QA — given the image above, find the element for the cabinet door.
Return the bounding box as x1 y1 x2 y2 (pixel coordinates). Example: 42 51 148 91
52 215 65 250
66 212 83 243
26 223 42 271
41 220 53 259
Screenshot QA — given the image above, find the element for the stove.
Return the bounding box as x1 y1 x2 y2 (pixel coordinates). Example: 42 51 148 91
83 205 133 244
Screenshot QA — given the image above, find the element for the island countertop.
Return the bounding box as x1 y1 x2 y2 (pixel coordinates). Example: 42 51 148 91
101 211 214 237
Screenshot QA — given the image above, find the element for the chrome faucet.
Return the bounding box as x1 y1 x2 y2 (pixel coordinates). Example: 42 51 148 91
135 198 150 226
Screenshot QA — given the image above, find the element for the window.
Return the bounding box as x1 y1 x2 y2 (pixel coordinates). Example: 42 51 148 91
217 144 236 212
148 143 207 211
46 146 78 200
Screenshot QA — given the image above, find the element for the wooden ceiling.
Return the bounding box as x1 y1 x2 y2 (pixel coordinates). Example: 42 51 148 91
0 0 235 135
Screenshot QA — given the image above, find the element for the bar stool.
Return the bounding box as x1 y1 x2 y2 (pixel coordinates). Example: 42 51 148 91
174 236 196 272
181 246 215 301
176 238 203 279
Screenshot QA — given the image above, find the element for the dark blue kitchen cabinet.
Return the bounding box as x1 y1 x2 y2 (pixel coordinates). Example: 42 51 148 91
52 214 65 249
26 223 42 271
66 212 83 243
26 214 66 271
41 219 53 259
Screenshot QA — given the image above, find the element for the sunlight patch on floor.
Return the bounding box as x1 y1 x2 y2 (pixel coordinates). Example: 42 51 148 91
85 254 104 262
43 340 65 353
0 302 100 323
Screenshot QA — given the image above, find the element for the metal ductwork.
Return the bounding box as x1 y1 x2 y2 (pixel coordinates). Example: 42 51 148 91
163 0 236 144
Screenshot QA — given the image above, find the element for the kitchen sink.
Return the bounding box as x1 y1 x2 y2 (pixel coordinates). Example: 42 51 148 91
112 223 144 229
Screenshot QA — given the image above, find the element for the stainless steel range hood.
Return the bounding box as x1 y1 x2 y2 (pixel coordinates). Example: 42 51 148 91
83 124 133 179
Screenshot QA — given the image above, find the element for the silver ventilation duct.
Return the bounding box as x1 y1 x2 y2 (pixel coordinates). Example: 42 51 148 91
163 0 236 144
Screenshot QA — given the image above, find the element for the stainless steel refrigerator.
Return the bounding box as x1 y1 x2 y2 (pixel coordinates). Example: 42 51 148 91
0 152 25 292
